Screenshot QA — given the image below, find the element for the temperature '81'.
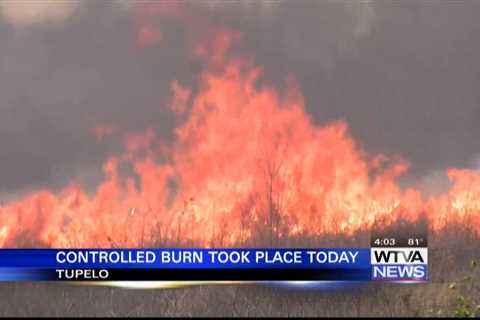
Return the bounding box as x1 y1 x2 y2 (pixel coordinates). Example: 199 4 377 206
408 238 425 247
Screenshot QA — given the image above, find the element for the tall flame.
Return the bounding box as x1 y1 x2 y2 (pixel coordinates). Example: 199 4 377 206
0 50 479 248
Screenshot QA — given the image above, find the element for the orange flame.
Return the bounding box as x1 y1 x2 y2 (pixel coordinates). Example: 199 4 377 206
1 36 479 248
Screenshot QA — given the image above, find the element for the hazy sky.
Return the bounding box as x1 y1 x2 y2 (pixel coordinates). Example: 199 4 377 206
1 1 479 199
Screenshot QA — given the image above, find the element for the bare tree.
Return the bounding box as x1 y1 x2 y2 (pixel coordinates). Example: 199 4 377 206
258 129 292 246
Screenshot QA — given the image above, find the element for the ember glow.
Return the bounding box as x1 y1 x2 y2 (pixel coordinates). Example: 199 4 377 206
0 3 479 248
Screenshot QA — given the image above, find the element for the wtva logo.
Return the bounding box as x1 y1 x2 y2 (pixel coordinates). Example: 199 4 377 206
371 248 428 281
371 248 428 265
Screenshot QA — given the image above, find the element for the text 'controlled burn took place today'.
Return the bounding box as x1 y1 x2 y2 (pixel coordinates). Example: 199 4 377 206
54 249 361 265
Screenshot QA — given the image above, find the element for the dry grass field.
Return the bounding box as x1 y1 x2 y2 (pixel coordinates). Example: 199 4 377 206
0 223 478 317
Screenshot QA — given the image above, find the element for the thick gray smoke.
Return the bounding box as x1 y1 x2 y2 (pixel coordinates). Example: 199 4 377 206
0 1 479 199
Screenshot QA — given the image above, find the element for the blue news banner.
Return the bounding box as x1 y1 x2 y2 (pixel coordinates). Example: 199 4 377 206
0 248 428 282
